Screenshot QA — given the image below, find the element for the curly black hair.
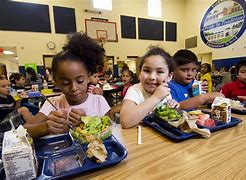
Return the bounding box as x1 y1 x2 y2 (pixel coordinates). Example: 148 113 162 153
139 46 174 73
173 49 198 67
52 32 105 77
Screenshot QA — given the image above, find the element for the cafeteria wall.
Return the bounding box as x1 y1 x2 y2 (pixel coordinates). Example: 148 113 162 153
1 0 245 70
184 0 246 60
0 0 185 67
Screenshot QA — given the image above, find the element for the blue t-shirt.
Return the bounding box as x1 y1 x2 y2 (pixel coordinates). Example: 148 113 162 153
169 80 194 102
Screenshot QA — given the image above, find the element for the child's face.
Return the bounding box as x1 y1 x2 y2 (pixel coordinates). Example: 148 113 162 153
16 76 26 86
238 65 246 84
104 74 110 81
90 73 99 85
201 64 208 74
54 61 90 105
173 62 198 85
139 55 172 94
0 79 10 96
121 71 132 85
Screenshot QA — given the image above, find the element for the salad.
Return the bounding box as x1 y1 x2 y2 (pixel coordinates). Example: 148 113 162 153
154 104 182 121
70 116 112 143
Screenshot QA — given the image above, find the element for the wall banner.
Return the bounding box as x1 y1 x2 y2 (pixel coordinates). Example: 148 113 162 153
200 0 246 48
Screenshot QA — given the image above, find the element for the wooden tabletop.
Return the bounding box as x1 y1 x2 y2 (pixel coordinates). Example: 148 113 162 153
73 112 246 179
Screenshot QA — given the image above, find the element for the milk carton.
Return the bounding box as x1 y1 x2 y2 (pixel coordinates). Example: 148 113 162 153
192 80 206 96
2 126 38 180
211 97 231 123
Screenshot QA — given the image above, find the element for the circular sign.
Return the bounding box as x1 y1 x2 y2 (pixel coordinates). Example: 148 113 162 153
200 0 246 48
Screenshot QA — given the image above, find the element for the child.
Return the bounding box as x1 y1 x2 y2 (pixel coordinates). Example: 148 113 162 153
221 59 246 100
25 67 43 89
120 46 179 128
100 71 111 85
87 73 103 95
9 72 26 90
9 72 39 115
109 69 134 121
169 49 224 110
26 32 110 137
200 63 212 93
0 75 33 133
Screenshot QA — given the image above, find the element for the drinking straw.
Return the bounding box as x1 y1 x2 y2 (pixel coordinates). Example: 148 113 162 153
40 93 58 110
138 125 142 145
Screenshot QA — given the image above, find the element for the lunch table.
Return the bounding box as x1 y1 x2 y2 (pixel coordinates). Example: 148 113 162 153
72 111 246 179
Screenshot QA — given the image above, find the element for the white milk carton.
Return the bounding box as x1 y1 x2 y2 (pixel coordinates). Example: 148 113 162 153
211 97 231 123
192 80 206 96
2 126 38 180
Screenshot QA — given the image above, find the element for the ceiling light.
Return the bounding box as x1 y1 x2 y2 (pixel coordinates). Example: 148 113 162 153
3 50 14 55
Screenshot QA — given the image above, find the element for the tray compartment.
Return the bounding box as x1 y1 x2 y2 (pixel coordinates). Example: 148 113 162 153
34 134 73 157
37 135 127 179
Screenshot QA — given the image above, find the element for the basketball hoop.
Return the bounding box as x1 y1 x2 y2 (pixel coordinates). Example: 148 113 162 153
0 48 3 54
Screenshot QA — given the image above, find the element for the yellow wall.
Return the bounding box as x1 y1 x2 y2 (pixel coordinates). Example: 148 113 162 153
184 0 246 60
0 0 185 68
1 0 245 71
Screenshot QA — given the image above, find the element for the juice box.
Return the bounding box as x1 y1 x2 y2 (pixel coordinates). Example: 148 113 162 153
192 80 206 96
2 126 38 180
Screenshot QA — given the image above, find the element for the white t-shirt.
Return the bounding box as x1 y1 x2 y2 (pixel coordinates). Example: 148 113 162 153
40 93 110 117
124 83 172 105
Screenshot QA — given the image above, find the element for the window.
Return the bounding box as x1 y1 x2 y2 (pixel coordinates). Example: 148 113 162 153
148 0 162 18
93 0 112 10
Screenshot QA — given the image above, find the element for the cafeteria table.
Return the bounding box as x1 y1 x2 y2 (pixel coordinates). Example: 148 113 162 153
72 111 246 179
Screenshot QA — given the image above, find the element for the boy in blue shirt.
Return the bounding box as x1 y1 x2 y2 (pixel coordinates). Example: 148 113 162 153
169 49 223 110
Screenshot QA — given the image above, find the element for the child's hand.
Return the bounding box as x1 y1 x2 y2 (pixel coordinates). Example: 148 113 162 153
47 110 69 134
153 83 170 101
204 92 225 103
68 108 86 128
238 96 246 101
167 99 180 109
92 87 103 95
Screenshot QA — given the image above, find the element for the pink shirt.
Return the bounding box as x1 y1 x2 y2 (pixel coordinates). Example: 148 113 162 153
40 93 110 117
122 83 132 97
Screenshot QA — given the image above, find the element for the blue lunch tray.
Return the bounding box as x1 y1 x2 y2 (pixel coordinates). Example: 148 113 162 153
231 108 246 115
35 134 127 179
143 114 242 142
0 134 127 180
231 101 246 115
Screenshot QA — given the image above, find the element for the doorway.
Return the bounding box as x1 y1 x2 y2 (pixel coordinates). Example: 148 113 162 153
127 56 138 74
197 52 212 64
42 55 54 68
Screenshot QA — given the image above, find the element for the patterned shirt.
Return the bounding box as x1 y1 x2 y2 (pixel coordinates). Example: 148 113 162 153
0 95 16 121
